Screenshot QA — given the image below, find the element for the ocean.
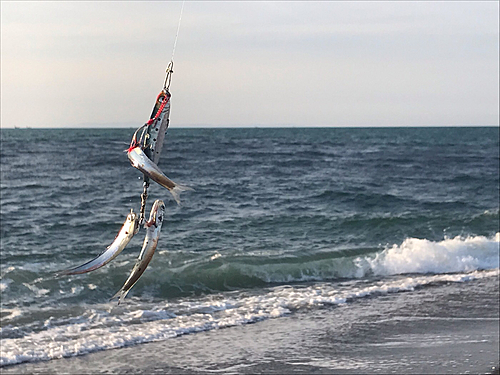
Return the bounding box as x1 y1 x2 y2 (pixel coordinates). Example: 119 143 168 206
0 127 499 373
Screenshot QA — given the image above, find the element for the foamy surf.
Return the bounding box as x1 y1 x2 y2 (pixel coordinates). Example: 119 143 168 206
0 233 498 367
357 233 500 277
222 233 500 285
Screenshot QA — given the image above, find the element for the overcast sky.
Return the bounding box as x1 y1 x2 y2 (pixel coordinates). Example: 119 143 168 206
1 1 498 128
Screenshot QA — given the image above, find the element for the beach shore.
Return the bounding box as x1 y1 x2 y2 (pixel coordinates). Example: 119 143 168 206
2 276 498 374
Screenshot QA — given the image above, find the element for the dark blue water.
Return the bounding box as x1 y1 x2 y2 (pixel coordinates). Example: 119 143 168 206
1 127 499 366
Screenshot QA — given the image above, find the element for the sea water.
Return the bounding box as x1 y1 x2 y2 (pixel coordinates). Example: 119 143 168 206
0 127 498 367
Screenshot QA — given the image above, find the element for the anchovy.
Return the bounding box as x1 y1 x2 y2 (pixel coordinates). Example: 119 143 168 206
127 146 192 205
111 200 166 304
58 210 139 276
126 126 192 205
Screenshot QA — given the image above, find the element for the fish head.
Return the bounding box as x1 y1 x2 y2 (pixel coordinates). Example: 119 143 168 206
127 209 140 234
147 200 166 228
127 140 140 154
127 124 148 153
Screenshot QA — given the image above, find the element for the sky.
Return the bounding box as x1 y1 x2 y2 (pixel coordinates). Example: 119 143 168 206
1 1 499 128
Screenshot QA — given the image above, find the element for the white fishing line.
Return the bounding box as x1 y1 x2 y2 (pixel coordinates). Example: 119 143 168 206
170 1 185 63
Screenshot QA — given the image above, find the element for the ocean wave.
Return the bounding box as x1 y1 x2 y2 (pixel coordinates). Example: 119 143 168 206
1 268 497 367
358 233 499 276
144 233 499 296
4 234 497 304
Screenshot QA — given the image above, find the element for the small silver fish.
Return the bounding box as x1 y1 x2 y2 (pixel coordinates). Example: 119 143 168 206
58 210 139 276
128 146 192 205
111 200 166 304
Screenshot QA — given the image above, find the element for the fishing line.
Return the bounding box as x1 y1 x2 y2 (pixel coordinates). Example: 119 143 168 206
162 1 184 91
170 1 185 63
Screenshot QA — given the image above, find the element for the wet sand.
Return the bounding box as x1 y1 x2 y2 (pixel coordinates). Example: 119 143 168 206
2 276 498 374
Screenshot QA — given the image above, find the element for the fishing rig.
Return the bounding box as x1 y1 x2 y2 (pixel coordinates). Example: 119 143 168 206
133 1 184 223
58 4 187 303
136 61 174 225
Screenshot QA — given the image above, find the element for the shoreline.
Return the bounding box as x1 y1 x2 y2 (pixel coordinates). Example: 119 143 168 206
2 275 498 374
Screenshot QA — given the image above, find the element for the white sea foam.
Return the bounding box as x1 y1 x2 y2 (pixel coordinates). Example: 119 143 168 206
22 283 50 297
1 307 22 321
0 279 13 292
0 234 498 367
0 266 15 279
235 234 499 284
1 267 498 367
356 233 499 276
70 286 84 295
210 251 222 261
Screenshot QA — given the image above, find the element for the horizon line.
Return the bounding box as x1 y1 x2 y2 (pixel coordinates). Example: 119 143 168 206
1 125 499 130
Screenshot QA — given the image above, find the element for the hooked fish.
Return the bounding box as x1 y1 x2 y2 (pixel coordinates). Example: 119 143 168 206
111 200 166 305
58 210 139 276
127 126 192 205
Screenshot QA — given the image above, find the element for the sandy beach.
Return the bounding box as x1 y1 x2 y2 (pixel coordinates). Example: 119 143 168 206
3 275 498 374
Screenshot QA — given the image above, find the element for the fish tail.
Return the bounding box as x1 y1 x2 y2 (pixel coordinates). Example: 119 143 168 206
118 290 130 305
110 289 121 302
110 287 130 305
170 183 194 205
55 266 87 277
53 270 67 278
54 257 104 277
55 266 80 277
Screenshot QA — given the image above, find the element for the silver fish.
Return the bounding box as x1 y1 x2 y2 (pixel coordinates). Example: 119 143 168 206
58 210 139 276
127 146 192 205
111 200 166 304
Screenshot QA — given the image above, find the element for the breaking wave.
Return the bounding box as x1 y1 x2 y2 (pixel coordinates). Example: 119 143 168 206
1 234 498 367
146 233 500 296
358 232 500 276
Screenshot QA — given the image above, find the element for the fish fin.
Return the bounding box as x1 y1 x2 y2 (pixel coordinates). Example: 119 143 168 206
170 183 194 205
